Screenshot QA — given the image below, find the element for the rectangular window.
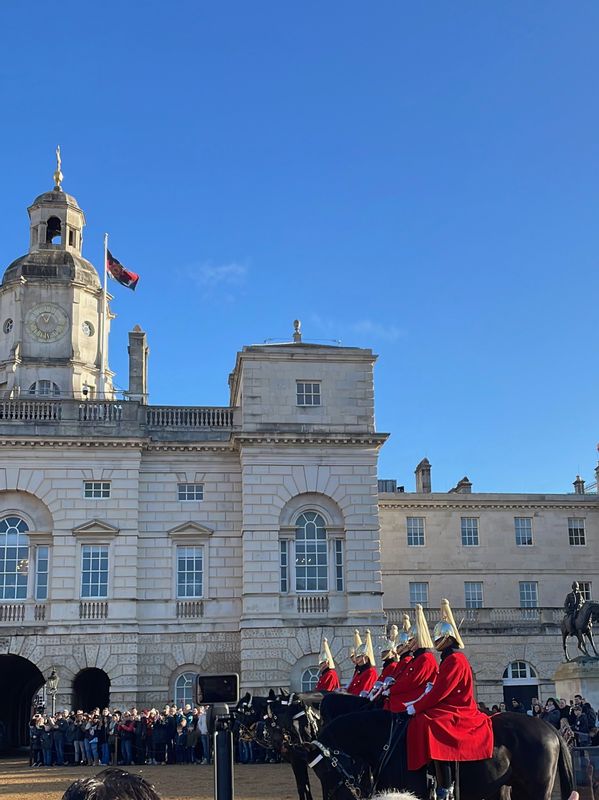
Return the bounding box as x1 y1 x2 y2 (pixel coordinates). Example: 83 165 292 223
461 517 479 546
81 545 109 598
568 518 586 546
519 581 539 608
407 517 425 546
515 517 533 546
35 546 49 601
579 581 592 601
177 483 204 501
409 582 429 608
176 546 203 599
296 382 321 407
280 540 288 594
464 581 483 609
335 540 344 592
83 481 111 499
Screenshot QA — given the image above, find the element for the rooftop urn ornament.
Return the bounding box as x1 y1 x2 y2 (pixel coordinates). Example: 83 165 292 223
293 319 302 343
53 145 63 190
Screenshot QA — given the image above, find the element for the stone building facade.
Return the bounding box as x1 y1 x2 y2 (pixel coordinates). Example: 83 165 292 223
0 171 386 746
378 461 599 706
0 167 595 746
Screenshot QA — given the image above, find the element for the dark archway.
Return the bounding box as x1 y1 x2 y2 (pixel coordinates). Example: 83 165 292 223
72 668 110 712
0 654 45 752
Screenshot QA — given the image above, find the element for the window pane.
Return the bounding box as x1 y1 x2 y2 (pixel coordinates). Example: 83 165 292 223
295 512 328 592
407 517 425 546
84 482 111 499
35 545 49 601
177 483 204 501
177 546 203 598
568 518 586 546
461 518 479 546
514 517 533 546
81 545 109 598
175 672 196 707
579 581 592 601
0 516 29 600
519 581 538 608
301 667 320 692
335 540 344 592
464 581 483 609
409 582 429 608
296 382 321 407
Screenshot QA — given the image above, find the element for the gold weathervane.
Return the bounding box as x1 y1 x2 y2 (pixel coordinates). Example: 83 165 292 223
53 145 63 190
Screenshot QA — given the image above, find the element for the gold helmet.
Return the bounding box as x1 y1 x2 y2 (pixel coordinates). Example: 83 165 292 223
396 613 412 651
349 629 362 659
408 604 434 649
433 599 464 650
319 637 335 669
381 623 398 657
355 629 376 666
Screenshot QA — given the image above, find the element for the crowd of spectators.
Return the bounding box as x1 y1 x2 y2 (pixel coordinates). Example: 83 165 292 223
475 693 598 748
29 704 220 768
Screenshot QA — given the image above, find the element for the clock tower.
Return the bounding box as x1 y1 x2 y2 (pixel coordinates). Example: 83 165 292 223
0 152 113 399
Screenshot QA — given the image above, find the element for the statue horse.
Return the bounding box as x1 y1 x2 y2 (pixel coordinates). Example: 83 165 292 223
307 709 574 800
561 600 599 660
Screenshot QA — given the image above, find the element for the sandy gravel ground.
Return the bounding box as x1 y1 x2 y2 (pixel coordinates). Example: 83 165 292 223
0 759 300 800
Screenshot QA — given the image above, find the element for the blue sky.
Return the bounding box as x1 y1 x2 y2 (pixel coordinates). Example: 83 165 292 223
1 2 598 493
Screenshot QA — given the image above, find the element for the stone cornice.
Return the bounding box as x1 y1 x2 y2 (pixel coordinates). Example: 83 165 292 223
379 498 599 511
233 432 389 448
0 438 146 449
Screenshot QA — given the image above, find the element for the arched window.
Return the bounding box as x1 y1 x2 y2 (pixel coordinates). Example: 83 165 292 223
295 512 328 592
28 381 60 397
502 661 538 682
46 216 62 244
174 672 196 708
0 516 30 600
301 667 320 692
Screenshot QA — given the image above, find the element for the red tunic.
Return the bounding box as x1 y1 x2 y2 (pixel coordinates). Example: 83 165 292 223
347 665 378 696
407 650 494 770
377 660 398 682
315 667 340 692
385 651 438 713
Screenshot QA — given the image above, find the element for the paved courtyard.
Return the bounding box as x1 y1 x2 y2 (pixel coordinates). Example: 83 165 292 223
0 759 299 800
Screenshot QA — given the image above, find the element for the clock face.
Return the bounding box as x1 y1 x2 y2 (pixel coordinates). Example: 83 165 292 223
26 303 69 342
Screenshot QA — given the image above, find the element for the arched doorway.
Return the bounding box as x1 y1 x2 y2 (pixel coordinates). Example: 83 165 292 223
0 654 45 752
72 668 110 712
502 660 539 710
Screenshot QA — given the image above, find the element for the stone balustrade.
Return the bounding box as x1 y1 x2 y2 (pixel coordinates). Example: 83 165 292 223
385 606 563 628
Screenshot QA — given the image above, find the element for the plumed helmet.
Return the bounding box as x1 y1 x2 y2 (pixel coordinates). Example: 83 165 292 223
350 629 362 658
380 636 397 656
433 599 464 650
355 629 376 666
395 613 412 651
318 637 335 669
409 604 434 650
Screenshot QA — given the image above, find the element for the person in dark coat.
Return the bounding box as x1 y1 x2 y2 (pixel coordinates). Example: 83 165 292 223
540 698 561 729
510 698 526 714
571 705 591 745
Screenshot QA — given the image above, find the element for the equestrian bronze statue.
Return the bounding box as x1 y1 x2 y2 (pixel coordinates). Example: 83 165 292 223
561 584 599 660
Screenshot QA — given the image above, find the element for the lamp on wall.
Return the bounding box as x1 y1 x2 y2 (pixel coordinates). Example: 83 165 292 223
47 667 59 716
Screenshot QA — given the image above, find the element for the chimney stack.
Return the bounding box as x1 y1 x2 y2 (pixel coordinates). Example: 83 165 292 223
573 475 585 495
415 458 431 493
450 476 472 494
128 325 149 403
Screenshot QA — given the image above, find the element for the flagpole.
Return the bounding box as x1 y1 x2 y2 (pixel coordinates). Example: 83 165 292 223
101 233 109 399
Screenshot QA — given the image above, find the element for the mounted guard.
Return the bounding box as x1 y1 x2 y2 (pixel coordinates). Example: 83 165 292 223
315 637 340 692
347 629 378 696
406 599 493 800
384 605 438 712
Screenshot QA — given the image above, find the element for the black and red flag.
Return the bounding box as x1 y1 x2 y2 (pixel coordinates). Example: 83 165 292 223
106 250 139 290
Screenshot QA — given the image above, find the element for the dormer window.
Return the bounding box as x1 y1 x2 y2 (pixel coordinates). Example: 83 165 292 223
28 380 60 397
46 216 62 245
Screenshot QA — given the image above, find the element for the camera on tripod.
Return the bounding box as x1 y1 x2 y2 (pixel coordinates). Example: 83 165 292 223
196 674 240 800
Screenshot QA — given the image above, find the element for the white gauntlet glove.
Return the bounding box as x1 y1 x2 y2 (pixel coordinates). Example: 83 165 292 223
406 704 416 716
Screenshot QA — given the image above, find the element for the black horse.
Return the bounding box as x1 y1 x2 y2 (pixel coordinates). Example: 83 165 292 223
307 709 574 800
233 692 315 800
320 692 374 726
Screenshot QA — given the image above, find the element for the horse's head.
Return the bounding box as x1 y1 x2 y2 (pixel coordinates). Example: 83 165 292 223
306 739 371 800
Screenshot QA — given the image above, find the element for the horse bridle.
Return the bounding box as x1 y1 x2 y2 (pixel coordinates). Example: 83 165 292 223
308 740 367 800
